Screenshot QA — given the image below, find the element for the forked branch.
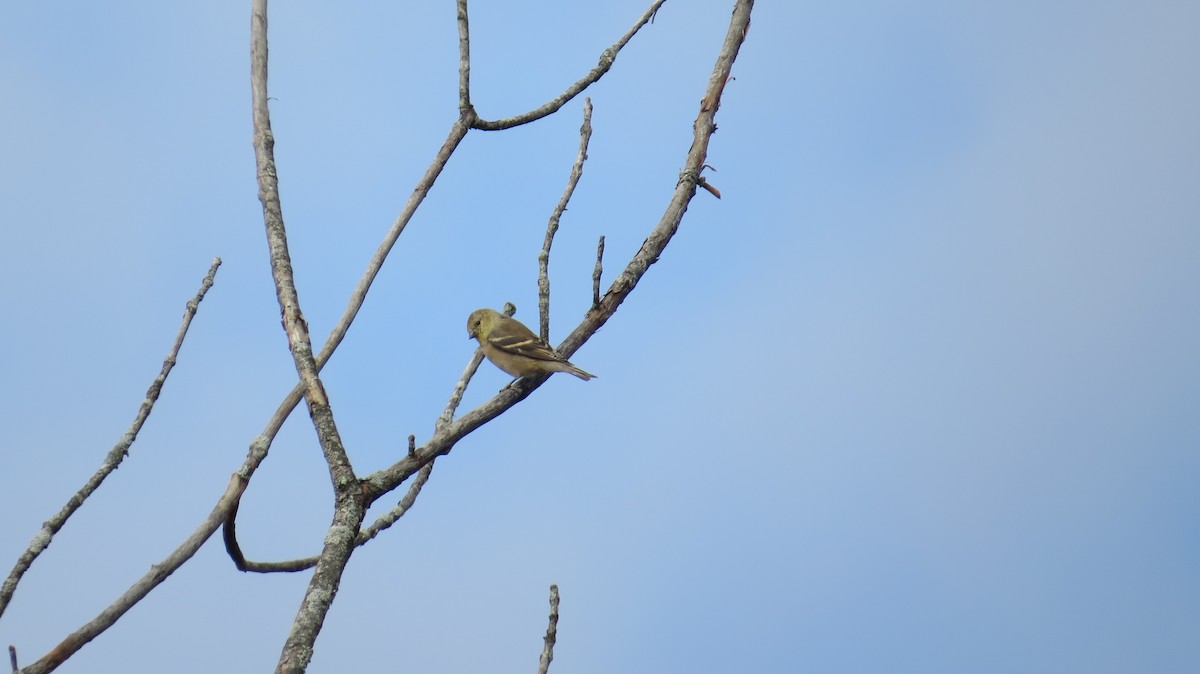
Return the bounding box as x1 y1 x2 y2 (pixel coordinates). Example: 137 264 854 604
473 1 667 130
362 0 755 502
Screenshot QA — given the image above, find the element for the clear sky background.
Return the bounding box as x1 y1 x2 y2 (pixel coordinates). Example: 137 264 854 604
2 1 1198 672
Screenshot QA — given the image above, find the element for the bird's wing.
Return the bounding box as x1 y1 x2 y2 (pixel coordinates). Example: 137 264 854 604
488 322 562 362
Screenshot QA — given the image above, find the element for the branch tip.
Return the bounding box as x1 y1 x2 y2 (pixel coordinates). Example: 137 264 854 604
537 584 562 674
592 236 606 308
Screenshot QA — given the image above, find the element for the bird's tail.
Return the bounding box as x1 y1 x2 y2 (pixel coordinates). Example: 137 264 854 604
565 364 596 381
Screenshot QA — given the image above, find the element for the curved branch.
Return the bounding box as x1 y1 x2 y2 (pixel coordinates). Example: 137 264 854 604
222 62 473 574
233 347 486 574
472 0 666 130
0 258 221 621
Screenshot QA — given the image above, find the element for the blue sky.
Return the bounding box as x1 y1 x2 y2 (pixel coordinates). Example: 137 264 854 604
2 1 1198 672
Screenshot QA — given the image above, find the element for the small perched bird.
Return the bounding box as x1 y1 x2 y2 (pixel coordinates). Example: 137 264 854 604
467 308 595 381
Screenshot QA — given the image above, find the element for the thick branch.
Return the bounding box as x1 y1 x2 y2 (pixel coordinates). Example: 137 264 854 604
457 0 472 114
221 0 653 568
221 75 474 573
0 258 221 620
249 3 364 672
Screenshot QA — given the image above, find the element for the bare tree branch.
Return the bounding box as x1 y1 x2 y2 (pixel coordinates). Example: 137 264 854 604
592 235 605 308
18 475 248 674
473 0 666 130
0 258 221 619
362 0 755 502
697 174 722 199
539 98 594 341
536 585 561 674
220 114 473 568
457 0 472 114
557 0 752 358
248 3 367 672
221 0 659 568
232 458 434 574
234 344 487 574
10 3 755 671
221 35 478 572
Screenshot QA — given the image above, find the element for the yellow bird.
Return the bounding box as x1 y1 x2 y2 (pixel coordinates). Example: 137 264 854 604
467 308 595 381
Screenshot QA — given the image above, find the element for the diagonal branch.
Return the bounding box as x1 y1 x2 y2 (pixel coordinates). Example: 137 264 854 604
472 0 666 130
17 475 247 674
362 0 755 501
0 258 221 621
221 114 473 568
556 0 752 361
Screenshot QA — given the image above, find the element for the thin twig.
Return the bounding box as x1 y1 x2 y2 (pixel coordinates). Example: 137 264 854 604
536 585 561 674
592 236 605 308
473 0 666 130
235 458 434 574
9 645 18 673
0 258 221 620
363 0 755 503
697 176 721 199
539 98 595 341
356 462 433 540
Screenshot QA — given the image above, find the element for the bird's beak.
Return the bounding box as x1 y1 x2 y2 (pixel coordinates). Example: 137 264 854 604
467 329 476 339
